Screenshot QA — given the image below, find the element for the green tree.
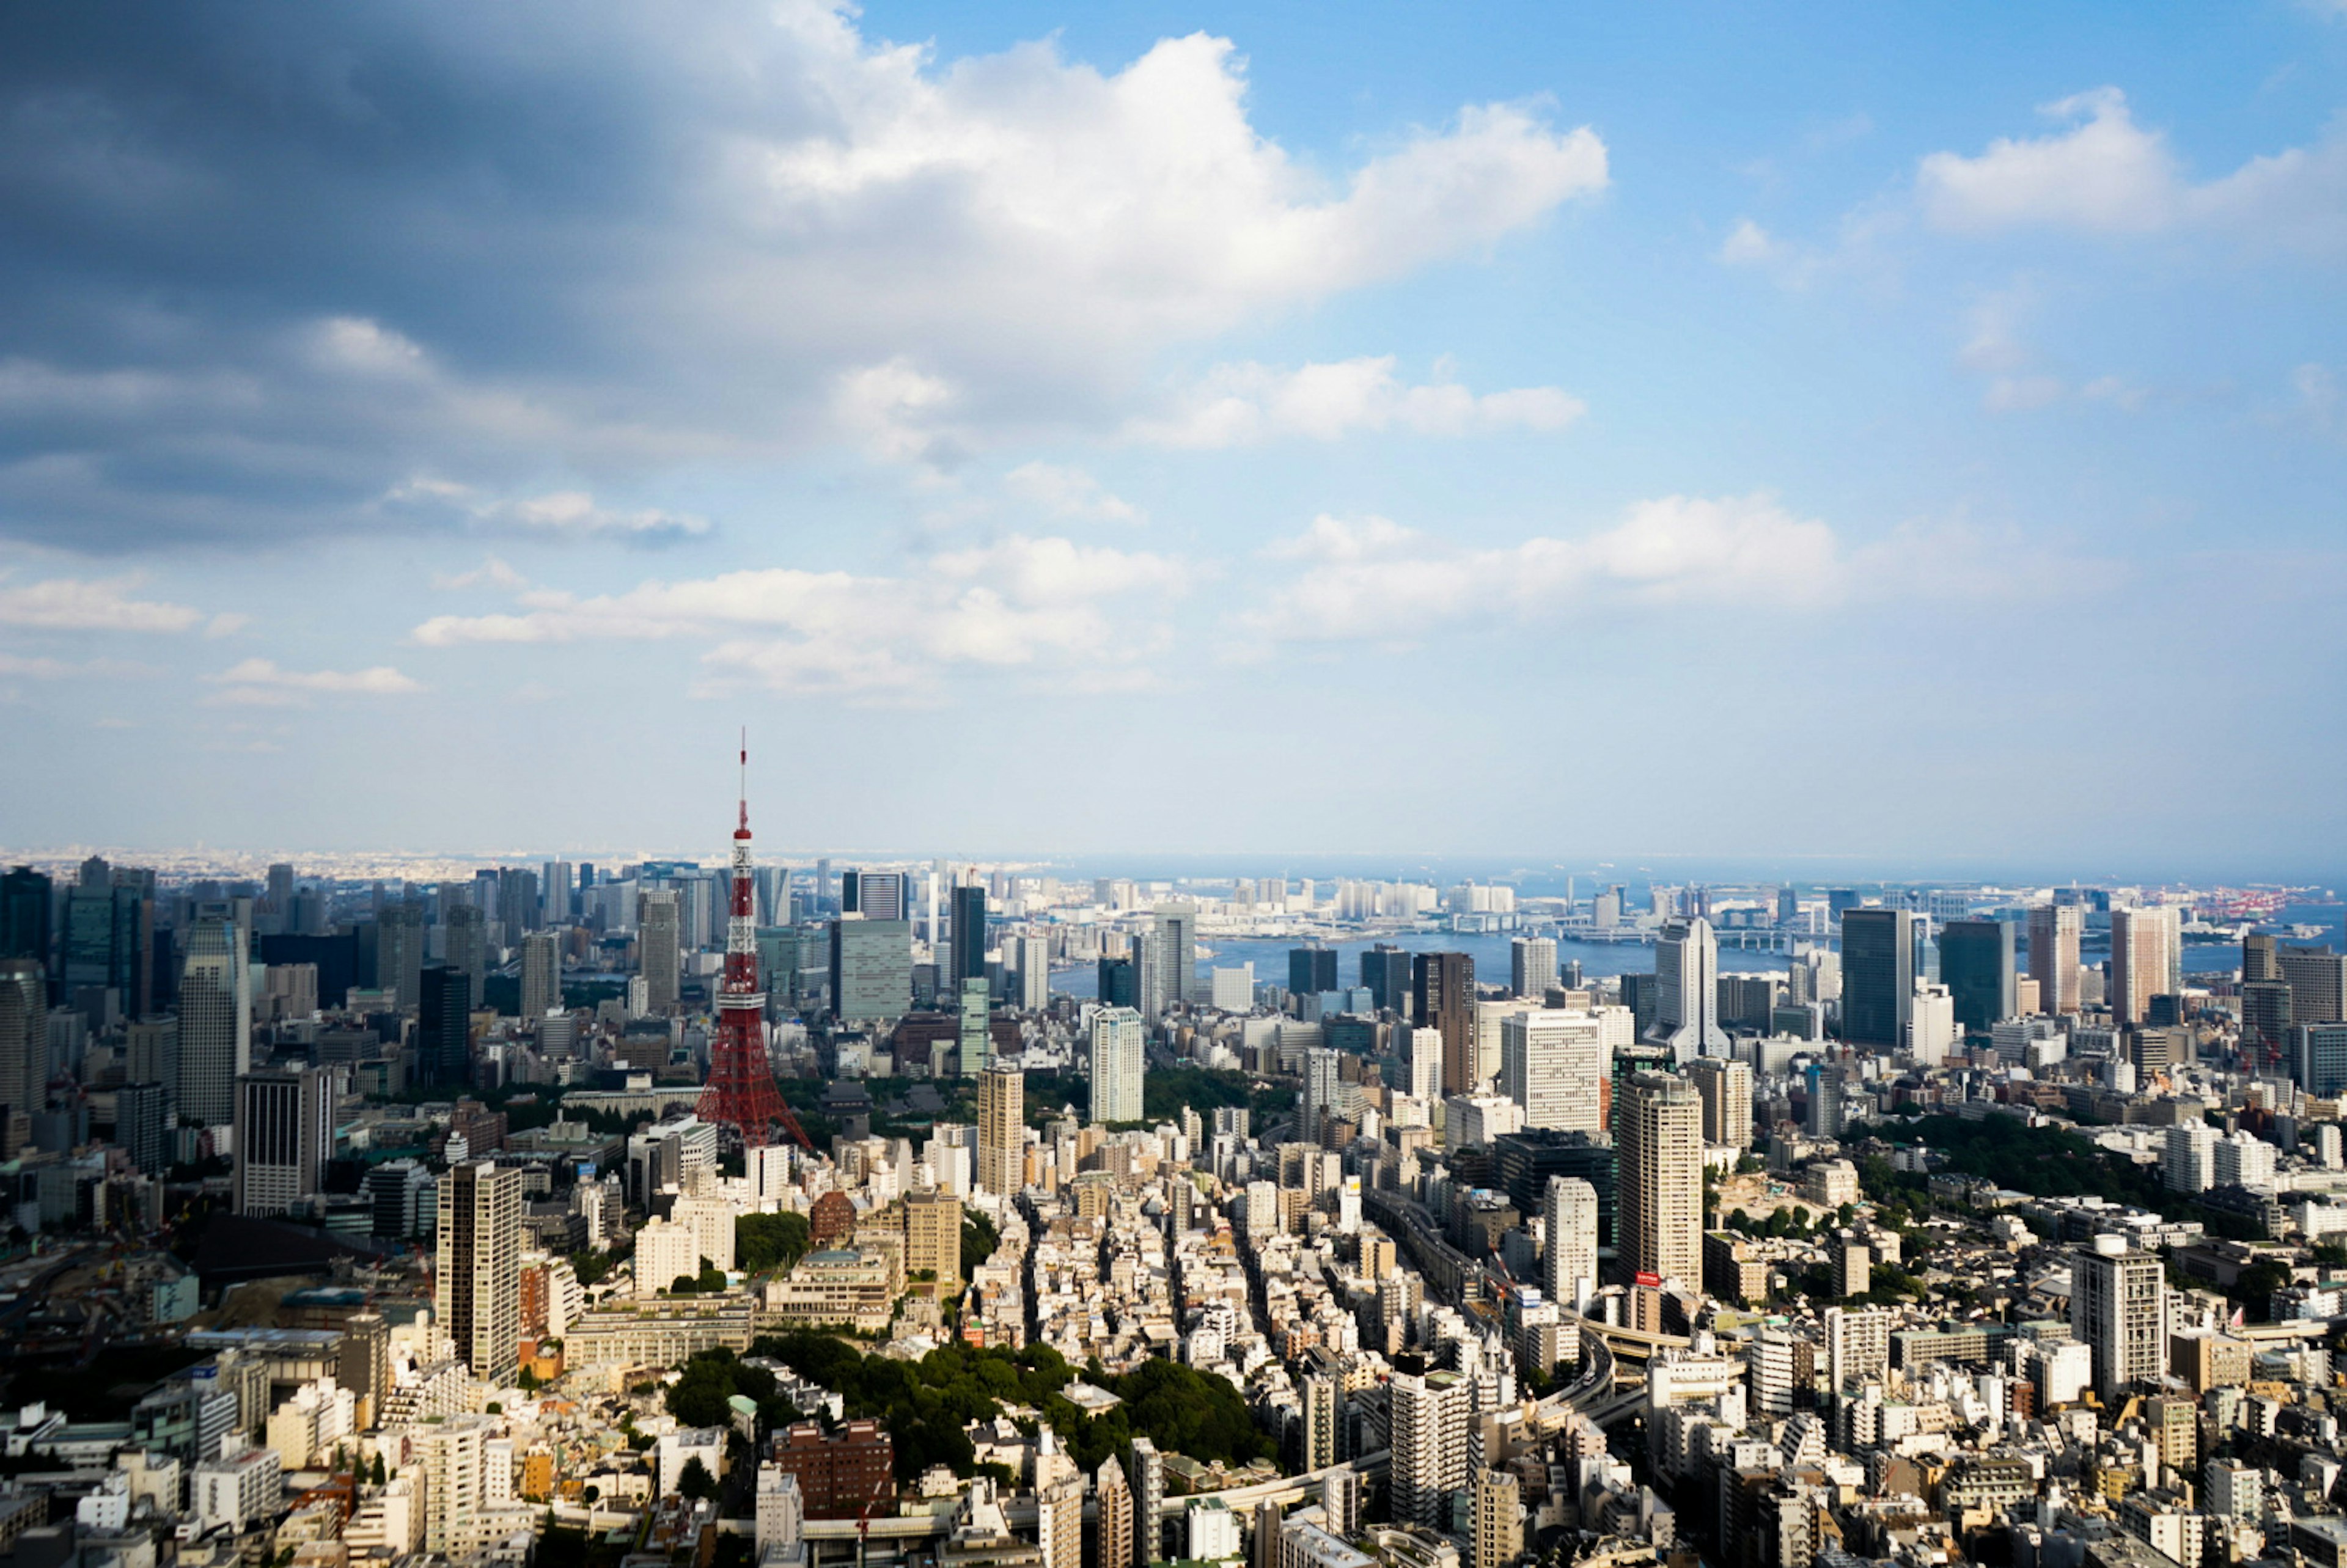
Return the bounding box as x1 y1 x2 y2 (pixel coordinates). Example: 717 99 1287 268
961 1212 1001 1278
738 1212 812 1274
678 1457 719 1502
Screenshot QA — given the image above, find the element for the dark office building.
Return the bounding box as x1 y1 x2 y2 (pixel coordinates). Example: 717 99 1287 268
1096 957 1138 1009
949 884 988 993
259 932 361 1016
0 870 50 980
1290 948 1338 998
1361 946 1412 1014
2244 931 2279 983
2243 980 2293 1064
1494 1129 1617 1248
1826 889 1860 917
416 963 473 1088
1939 919 2017 1035
1411 952 1476 1096
1619 972 1659 1038
1841 908 1915 1049
116 1081 170 1176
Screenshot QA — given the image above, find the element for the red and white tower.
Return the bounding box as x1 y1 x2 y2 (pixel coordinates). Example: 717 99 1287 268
699 734 810 1149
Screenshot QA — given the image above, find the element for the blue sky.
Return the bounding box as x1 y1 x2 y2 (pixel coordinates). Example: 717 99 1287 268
0 2 2341 873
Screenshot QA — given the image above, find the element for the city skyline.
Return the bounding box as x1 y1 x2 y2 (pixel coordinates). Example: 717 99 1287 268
1 4 2342 861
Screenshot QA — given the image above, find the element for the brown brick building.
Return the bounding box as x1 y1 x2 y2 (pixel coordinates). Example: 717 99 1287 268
768 1420 895 1517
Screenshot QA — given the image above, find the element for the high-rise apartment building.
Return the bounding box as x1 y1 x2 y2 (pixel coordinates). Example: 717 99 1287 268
1412 952 1477 1096
1840 908 1914 1049
1090 1007 1145 1126
949 883 988 994
2111 906 2183 1026
1387 1369 1469 1528
2029 904 2084 1016
1498 1009 1604 1134
1648 918 1727 1060
2071 1236 2166 1401
639 892 681 1014
1301 1046 1344 1145
1542 1175 1598 1310
520 932 559 1024
977 1061 1024 1197
1128 1439 1164 1568
1687 1057 1753 1149
437 1162 522 1382
1094 1457 1134 1568
1615 1072 1702 1287
1471 1469 1522 1568
178 917 251 1127
1301 1373 1342 1472
903 1189 962 1288
1939 918 2016 1035
232 1067 334 1215
1510 938 1557 1000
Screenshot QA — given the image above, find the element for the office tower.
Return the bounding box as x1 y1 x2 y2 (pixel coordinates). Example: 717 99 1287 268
1838 907 1914 1049
65 879 149 1016
1014 935 1049 1011
1471 1470 1521 1568
2247 981 2295 1066
904 1189 962 1288
1139 903 1199 1017
827 918 911 1023
847 870 908 921
977 1060 1024 1196
2294 1024 2347 1097
2244 932 2279 983
116 1080 170 1176
1289 948 1338 998
543 860 573 923
520 932 559 1024
1301 1373 1342 1471
1096 956 1139 1010
1095 1457 1134 1568
1498 1009 1604 1133
445 904 487 1002
380 899 425 1009
125 1017 178 1124
1647 918 1728 1061
1091 1007 1145 1125
2111 906 2182 1026
1508 937 1557 1000
639 891 681 1014
1687 1057 1753 1149
1805 1061 1847 1138
417 963 472 1090
2279 947 2347 1025
1128 1439 1164 1568
437 1162 523 1382
496 866 540 945
1494 1129 1615 1247
2071 1237 2166 1401
1412 952 1477 1095
233 1068 334 1215
949 882 988 993
1542 1176 1598 1310
1362 945 1412 1014
1939 918 2016 1035
0 959 43 1119
2028 904 2083 1015
958 978 991 1074
0 868 50 975
177 918 250 1127
1300 1046 1344 1145
1387 1369 1469 1528
1615 1072 1702 1286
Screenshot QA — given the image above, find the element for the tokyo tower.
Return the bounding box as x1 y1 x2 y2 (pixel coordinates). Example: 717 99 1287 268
699 735 811 1150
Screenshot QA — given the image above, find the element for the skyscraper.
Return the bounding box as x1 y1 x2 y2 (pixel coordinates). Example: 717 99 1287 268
1091 1006 1145 1125
1412 952 1477 1095
1686 1056 1753 1149
0 958 44 1119
639 891 681 1014
1509 937 1557 1000
2110 906 2182 1025
977 1060 1024 1196
830 918 913 1022
1498 1009 1604 1133
117 1079 170 1176
445 904 487 1002
233 1068 334 1215
949 882 988 994
2028 904 2084 1016
417 963 472 1090
1840 908 1915 1049
1361 946 1412 1014
0 868 50 975
2279 946 2347 1025
1387 1369 1469 1528
1139 904 1199 1018
1094 1457 1134 1568
2071 1236 2166 1401
1288 948 1337 998
1938 918 2016 1035
178 917 250 1127
437 1161 522 1382
2244 932 2279 983
379 899 425 1009
1615 1072 1702 1286
1647 918 1727 1060
1013 934 1050 1011
1128 1438 1164 1568
1542 1175 1598 1310
520 931 559 1024
1301 1046 1345 1145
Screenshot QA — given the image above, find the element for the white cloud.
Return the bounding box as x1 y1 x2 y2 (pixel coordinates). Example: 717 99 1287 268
431 557 530 592
386 482 710 544
1917 87 2347 249
1124 357 1584 448
202 658 425 707
0 574 204 632
409 534 1191 696
1719 219 1787 268
0 653 157 680
1003 463 1142 524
